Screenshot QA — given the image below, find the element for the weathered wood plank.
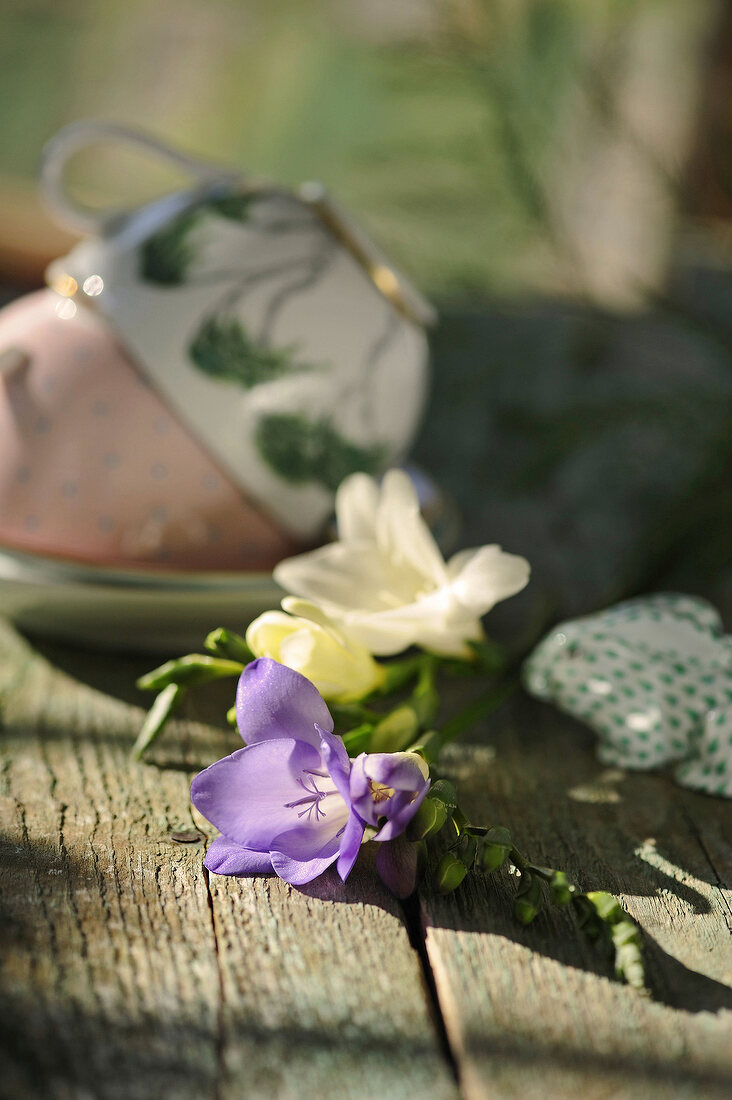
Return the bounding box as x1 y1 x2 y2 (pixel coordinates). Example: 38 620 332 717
421 696 732 1099
0 623 457 1100
203 853 457 1099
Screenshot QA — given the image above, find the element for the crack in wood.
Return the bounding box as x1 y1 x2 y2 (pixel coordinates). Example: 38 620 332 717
679 800 732 935
202 864 226 1100
401 892 462 1090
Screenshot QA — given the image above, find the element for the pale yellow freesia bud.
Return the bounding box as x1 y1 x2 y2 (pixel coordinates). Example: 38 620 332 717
246 605 385 703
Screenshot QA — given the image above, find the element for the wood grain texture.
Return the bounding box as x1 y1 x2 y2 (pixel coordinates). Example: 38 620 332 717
421 695 732 1100
2 619 731 1099
0 623 456 1100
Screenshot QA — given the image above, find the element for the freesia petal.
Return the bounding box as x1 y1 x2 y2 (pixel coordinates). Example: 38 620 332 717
449 544 530 614
270 787 350 859
318 726 352 803
335 472 380 542
248 607 384 703
376 835 419 899
361 751 431 790
204 836 273 876
331 615 422 656
275 468 531 659
236 658 333 747
336 811 366 881
191 739 326 850
377 469 447 587
280 597 343 635
275 543 402 615
350 752 431 836
270 841 340 885
245 611 299 657
446 547 483 579
373 784 430 841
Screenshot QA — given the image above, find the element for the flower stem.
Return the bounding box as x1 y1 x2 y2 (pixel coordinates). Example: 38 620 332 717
460 815 646 991
411 654 440 726
377 654 425 695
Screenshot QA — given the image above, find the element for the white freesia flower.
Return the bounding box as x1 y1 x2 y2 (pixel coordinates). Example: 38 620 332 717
246 602 385 703
273 469 530 658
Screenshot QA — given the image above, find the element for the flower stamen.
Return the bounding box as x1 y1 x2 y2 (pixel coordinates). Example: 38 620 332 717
285 772 330 822
369 779 395 804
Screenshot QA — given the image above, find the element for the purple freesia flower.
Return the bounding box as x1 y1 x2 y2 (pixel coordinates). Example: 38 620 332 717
191 659 365 885
191 658 431 892
349 752 430 841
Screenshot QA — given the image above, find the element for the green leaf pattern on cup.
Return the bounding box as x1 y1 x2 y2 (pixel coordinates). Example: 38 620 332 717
189 315 304 388
140 193 258 286
523 594 732 798
255 413 385 493
138 190 394 490
140 208 202 286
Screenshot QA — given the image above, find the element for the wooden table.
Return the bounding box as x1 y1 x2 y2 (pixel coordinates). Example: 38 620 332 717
2 617 731 1100
2 285 731 1097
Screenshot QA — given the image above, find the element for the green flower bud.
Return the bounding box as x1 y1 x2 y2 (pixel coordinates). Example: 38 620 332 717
549 870 574 906
435 852 469 894
479 826 512 872
204 627 254 663
586 890 625 925
612 920 645 990
429 780 458 812
407 796 448 841
514 873 543 925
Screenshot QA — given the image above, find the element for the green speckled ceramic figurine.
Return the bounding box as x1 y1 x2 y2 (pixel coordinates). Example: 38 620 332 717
523 594 732 798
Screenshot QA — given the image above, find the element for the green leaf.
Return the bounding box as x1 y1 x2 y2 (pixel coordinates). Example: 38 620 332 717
132 683 186 760
255 413 385 492
136 654 244 691
190 316 296 388
139 209 201 285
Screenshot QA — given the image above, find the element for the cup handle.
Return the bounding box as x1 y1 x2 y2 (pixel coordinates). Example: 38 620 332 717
39 119 240 233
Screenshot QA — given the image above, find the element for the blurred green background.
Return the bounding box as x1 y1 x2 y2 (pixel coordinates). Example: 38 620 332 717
2 0 729 304
1 0 730 631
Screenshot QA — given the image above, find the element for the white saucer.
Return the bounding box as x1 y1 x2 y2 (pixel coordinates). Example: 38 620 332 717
0 469 459 654
0 546 283 654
